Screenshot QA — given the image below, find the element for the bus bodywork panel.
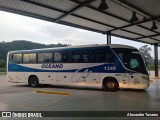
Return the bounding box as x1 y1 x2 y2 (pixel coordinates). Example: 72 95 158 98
7 44 150 90
8 63 149 89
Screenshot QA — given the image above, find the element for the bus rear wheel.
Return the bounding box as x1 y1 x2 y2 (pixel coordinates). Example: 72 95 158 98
103 79 118 92
29 76 39 87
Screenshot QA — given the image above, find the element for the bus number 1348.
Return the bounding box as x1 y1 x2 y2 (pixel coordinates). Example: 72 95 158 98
104 66 116 71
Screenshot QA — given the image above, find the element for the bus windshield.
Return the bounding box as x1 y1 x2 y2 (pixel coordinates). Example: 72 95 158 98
113 48 148 75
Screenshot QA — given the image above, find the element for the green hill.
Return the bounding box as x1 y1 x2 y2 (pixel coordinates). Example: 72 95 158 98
0 40 69 71
0 40 68 60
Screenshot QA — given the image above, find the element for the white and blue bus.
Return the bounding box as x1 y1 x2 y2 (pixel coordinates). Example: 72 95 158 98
7 44 150 91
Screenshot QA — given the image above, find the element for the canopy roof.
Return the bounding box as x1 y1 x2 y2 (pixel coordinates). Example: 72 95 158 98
1 0 160 46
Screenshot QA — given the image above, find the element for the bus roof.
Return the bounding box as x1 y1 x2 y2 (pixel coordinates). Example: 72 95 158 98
8 44 137 54
108 44 137 49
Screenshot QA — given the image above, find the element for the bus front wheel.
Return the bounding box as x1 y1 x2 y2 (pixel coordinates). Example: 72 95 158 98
28 76 39 87
103 78 118 92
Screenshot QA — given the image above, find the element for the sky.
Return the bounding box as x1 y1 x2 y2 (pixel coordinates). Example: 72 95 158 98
0 11 159 58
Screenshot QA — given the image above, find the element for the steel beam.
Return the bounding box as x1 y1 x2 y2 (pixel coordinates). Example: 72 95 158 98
117 0 153 17
54 0 95 22
107 31 111 44
109 15 160 32
136 33 160 40
111 33 149 44
22 0 95 23
21 0 66 13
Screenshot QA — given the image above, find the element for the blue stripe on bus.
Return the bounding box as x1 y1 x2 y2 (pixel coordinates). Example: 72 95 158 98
8 63 77 72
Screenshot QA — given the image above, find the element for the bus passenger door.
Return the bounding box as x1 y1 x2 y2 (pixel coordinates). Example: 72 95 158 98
129 58 144 89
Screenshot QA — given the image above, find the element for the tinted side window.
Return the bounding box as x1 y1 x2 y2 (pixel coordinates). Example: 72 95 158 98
71 53 81 63
44 53 53 63
54 52 62 62
15 54 22 63
91 50 114 63
38 53 44 63
9 54 22 63
106 53 114 63
30 53 36 63
71 51 89 63
62 52 70 63
81 53 88 63
23 54 30 63
9 54 14 63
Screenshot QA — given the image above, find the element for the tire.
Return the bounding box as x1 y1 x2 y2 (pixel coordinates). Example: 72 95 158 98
29 76 39 87
103 79 118 92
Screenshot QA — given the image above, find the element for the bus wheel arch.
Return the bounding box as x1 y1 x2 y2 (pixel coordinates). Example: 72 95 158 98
102 77 119 92
28 75 39 87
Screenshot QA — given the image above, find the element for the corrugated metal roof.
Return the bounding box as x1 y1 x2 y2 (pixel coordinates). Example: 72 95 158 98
0 0 160 45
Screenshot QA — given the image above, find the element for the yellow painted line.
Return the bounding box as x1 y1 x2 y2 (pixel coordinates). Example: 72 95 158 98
34 90 71 95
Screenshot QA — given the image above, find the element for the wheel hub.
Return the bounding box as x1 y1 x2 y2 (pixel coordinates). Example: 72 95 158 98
107 82 115 88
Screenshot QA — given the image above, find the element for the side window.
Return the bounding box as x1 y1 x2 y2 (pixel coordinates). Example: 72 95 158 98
62 52 70 63
71 51 89 63
96 52 104 62
106 53 114 63
9 54 22 63
38 53 44 63
44 53 53 63
23 54 29 63
54 52 62 62
117 53 123 61
15 54 22 63
81 53 88 63
91 51 105 62
9 54 14 62
91 50 114 63
30 53 36 63
71 53 81 63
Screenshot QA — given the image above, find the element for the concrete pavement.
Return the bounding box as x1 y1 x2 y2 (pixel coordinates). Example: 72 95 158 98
0 75 160 120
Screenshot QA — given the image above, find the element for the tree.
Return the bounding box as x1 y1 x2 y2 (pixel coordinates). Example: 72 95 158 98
139 45 152 64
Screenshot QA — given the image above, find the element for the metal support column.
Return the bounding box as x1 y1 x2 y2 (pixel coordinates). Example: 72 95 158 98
154 43 159 77
107 31 111 44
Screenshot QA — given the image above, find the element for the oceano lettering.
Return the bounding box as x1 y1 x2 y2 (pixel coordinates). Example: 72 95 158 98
42 64 63 68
